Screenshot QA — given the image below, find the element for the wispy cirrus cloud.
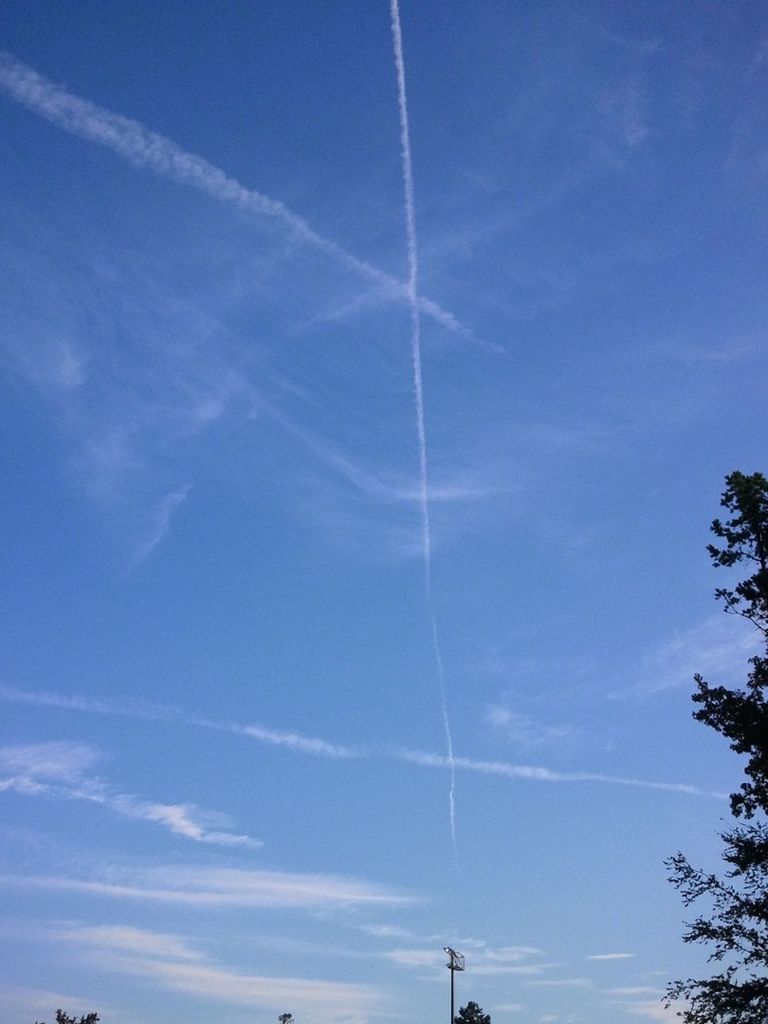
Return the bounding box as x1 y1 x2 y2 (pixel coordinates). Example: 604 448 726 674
630 613 755 696
261 403 510 562
130 484 191 566
49 922 380 1023
0 330 87 393
0 987 109 1023
524 977 593 989
598 82 649 150
356 923 428 941
620 998 680 1022
249 393 505 510
387 941 546 979
235 723 358 759
0 50 475 347
0 740 99 781
0 685 180 718
485 705 578 750
1 863 414 909
605 986 659 995
0 741 261 848
0 688 726 799
0 686 362 760
589 952 636 961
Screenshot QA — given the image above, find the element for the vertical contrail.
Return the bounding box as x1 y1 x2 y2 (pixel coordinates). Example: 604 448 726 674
389 0 458 864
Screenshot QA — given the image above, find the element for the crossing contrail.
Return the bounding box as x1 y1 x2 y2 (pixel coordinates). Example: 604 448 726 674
389 0 457 864
0 50 480 345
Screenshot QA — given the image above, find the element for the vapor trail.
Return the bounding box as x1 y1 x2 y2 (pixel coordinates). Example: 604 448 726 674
0 685 727 801
0 50 479 345
0 685 361 760
389 0 457 864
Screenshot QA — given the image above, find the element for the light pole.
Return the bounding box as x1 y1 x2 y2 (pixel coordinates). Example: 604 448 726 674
443 946 465 1024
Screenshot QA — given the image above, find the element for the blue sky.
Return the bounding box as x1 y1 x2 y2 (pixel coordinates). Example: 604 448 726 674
1 2 767 1022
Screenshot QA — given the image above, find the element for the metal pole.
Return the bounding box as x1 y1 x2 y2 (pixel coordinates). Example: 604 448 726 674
444 946 463 1024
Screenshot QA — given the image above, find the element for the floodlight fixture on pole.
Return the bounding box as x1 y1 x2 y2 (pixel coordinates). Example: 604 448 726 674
444 946 465 1024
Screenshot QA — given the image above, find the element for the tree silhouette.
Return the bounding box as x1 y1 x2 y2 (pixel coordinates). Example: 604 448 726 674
35 1013 99 1024
454 1001 491 1024
666 471 768 1024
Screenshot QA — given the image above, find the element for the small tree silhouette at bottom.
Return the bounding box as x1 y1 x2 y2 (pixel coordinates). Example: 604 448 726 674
455 1001 491 1024
278 1014 294 1024
35 1013 99 1024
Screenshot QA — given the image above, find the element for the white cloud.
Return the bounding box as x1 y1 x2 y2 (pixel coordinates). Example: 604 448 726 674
588 952 636 960
605 987 658 996
56 923 379 1023
0 987 106 1021
1 331 87 392
0 776 48 795
0 694 727 804
2 864 414 909
237 723 359 759
525 978 593 989
357 923 419 940
473 964 549 977
0 741 100 781
484 945 543 961
131 484 191 565
636 614 755 695
110 796 261 849
0 685 179 718
387 947 445 970
0 686 362 760
61 924 205 962
387 942 545 978
0 741 261 848
623 1000 680 1022
248 394 505 513
486 706 577 749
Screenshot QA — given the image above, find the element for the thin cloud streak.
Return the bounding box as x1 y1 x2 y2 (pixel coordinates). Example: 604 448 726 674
58 923 379 1022
0 687 726 798
60 924 205 962
0 740 100 780
130 484 191 566
234 724 360 760
0 741 261 848
390 0 458 866
386 941 549 979
1 778 262 848
636 614 755 696
0 864 414 908
250 393 503 510
0 50 478 346
0 685 361 760
0 684 184 719
396 749 726 798
0 987 105 1021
